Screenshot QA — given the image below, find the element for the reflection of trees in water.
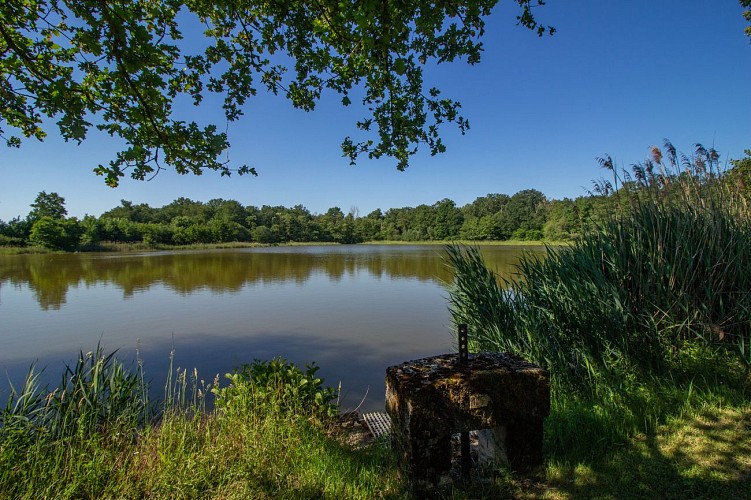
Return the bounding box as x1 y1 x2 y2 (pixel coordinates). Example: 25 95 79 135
0 247 544 309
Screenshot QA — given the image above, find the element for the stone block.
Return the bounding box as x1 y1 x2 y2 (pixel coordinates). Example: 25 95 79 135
385 352 549 491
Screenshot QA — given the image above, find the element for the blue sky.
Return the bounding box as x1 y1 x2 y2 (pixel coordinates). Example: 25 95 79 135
1 0 749 220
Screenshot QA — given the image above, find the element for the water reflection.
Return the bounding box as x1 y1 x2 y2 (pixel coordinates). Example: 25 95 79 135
0 245 543 411
0 245 539 310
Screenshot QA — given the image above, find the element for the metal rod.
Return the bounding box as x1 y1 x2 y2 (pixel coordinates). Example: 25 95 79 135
458 323 468 365
459 323 470 478
460 431 471 478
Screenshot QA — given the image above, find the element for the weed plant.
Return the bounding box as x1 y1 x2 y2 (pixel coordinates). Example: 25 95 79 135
447 141 751 455
213 358 338 420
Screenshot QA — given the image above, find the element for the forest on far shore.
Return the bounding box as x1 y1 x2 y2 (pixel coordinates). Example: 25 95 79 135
0 187 615 251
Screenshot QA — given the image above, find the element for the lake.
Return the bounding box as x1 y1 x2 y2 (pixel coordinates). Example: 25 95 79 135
0 244 544 412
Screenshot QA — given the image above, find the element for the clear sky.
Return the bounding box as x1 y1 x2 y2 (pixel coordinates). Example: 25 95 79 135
1 0 749 220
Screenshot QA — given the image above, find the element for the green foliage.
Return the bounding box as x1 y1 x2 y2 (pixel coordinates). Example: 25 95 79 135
249 224 274 243
139 223 174 246
462 193 511 218
78 215 102 247
431 198 464 240
0 347 147 444
14 184 577 251
1 1 551 185
24 192 82 250
458 191 551 241
27 191 67 222
543 198 579 240
11 183 629 251
0 216 31 241
0 234 26 247
28 216 83 250
171 222 213 245
213 358 338 419
728 149 751 198
447 142 751 399
0 350 398 498
50 348 148 438
495 188 549 240
100 200 158 223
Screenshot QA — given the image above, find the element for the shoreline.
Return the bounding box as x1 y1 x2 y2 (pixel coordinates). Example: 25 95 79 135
0 239 567 255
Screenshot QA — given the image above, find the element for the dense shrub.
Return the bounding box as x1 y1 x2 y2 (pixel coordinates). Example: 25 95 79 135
141 223 174 245
213 358 337 419
0 351 394 499
0 234 26 247
28 216 83 250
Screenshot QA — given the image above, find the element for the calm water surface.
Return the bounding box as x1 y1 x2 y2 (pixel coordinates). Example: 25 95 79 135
0 245 543 411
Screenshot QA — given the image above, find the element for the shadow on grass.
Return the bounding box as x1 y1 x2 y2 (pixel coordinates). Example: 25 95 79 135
541 406 751 500
430 376 751 499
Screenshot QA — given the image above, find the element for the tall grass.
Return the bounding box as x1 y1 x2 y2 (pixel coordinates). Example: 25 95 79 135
0 352 400 498
447 141 751 449
0 347 146 443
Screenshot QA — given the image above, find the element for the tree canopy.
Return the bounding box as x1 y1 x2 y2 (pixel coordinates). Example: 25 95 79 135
28 190 67 220
1 0 553 186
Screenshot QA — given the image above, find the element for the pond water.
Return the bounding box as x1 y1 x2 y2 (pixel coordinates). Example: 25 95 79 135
0 244 544 412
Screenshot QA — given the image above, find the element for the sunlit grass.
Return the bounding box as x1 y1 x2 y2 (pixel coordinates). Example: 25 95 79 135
541 404 751 500
0 355 402 498
1 347 749 498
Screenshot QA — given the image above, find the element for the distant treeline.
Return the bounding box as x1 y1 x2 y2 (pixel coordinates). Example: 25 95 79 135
0 187 622 251
3 149 749 251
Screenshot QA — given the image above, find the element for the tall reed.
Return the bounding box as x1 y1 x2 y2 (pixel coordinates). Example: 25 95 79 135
447 141 751 396
1 347 147 443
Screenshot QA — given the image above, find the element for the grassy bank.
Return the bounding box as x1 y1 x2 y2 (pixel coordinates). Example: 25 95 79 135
0 352 402 499
0 245 55 255
0 402 401 499
2 348 749 498
538 401 751 499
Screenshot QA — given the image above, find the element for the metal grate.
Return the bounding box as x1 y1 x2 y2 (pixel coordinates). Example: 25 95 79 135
362 412 391 438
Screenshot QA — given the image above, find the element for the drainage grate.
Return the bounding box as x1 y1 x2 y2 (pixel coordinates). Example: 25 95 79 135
362 412 391 439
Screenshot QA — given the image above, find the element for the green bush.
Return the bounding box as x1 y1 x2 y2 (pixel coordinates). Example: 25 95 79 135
209 217 250 242
172 223 213 245
212 358 337 418
28 216 83 250
251 224 276 243
0 234 26 247
140 223 174 245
